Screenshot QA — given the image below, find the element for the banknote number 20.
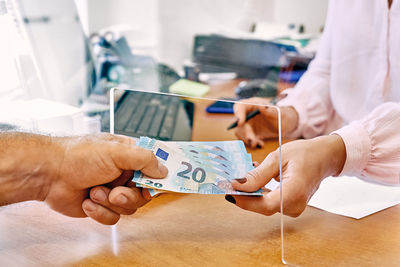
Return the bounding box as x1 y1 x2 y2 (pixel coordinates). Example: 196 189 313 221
144 180 163 188
177 161 206 183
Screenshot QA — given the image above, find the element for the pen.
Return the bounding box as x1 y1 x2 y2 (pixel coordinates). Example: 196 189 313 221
227 109 260 130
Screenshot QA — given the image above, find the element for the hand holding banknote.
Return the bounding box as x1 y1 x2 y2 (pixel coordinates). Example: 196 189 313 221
227 136 346 217
0 132 168 226
132 137 264 197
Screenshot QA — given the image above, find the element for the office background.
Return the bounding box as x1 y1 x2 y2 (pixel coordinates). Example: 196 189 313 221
0 0 328 106
83 0 328 71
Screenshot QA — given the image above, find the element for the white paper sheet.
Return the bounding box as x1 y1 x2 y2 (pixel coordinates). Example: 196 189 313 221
308 176 400 219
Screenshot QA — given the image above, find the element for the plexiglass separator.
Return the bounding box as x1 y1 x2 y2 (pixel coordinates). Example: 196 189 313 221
109 87 285 264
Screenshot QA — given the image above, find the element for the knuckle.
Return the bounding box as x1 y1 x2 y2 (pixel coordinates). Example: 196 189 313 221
99 133 116 141
115 134 134 144
246 169 259 186
111 188 140 207
146 149 157 162
245 171 261 190
137 149 156 167
247 169 259 180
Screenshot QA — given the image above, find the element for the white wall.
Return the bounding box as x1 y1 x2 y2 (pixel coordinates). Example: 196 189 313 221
87 0 159 57
157 0 274 70
273 0 328 33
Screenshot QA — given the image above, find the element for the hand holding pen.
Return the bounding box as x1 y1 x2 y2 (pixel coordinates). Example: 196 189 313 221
228 97 299 148
227 109 261 130
228 96 277 131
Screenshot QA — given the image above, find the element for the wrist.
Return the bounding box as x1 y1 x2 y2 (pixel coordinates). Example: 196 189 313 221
282 106 299 136
0 133 65 205
315 135 347 177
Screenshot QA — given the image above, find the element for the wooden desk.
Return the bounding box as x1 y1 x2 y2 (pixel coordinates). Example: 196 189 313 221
0 81 399 267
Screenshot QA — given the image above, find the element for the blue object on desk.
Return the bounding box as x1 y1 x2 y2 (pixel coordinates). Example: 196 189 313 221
206 101 234 114
279 70 306 83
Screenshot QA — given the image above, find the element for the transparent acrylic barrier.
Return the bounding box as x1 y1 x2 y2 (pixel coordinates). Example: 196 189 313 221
110 88 287 264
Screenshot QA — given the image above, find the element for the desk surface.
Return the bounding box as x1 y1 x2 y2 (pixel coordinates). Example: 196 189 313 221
1 81 399 267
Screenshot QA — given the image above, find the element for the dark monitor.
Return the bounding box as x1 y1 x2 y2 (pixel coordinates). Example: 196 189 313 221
192 34 294 78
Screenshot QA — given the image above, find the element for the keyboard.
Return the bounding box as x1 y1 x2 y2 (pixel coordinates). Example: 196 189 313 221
104 91 182 140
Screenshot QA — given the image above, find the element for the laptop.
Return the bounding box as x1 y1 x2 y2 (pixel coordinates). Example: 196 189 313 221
104 90 193 141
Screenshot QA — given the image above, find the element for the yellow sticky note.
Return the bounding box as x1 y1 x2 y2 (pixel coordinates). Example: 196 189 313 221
169 79 210 97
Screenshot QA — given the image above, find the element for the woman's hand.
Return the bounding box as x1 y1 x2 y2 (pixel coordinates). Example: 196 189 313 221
226 135 346 217
233 97 299 148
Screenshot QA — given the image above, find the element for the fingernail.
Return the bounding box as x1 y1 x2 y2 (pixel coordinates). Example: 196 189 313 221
93 189 106 202
116 194 128 205
225 195 236 204
158 162 168 176
83 201 97 212
235 178 247 184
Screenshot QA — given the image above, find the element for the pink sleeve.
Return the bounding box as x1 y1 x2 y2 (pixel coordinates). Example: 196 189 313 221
333 102 400 185
277 1 341 139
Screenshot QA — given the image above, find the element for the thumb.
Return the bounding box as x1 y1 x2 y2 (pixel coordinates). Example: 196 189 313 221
108 143 168 178
232 151 280 192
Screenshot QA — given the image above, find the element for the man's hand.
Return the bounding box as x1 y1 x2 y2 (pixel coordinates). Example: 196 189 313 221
0 133 168 225
226 135 346 217
233 97 299 148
